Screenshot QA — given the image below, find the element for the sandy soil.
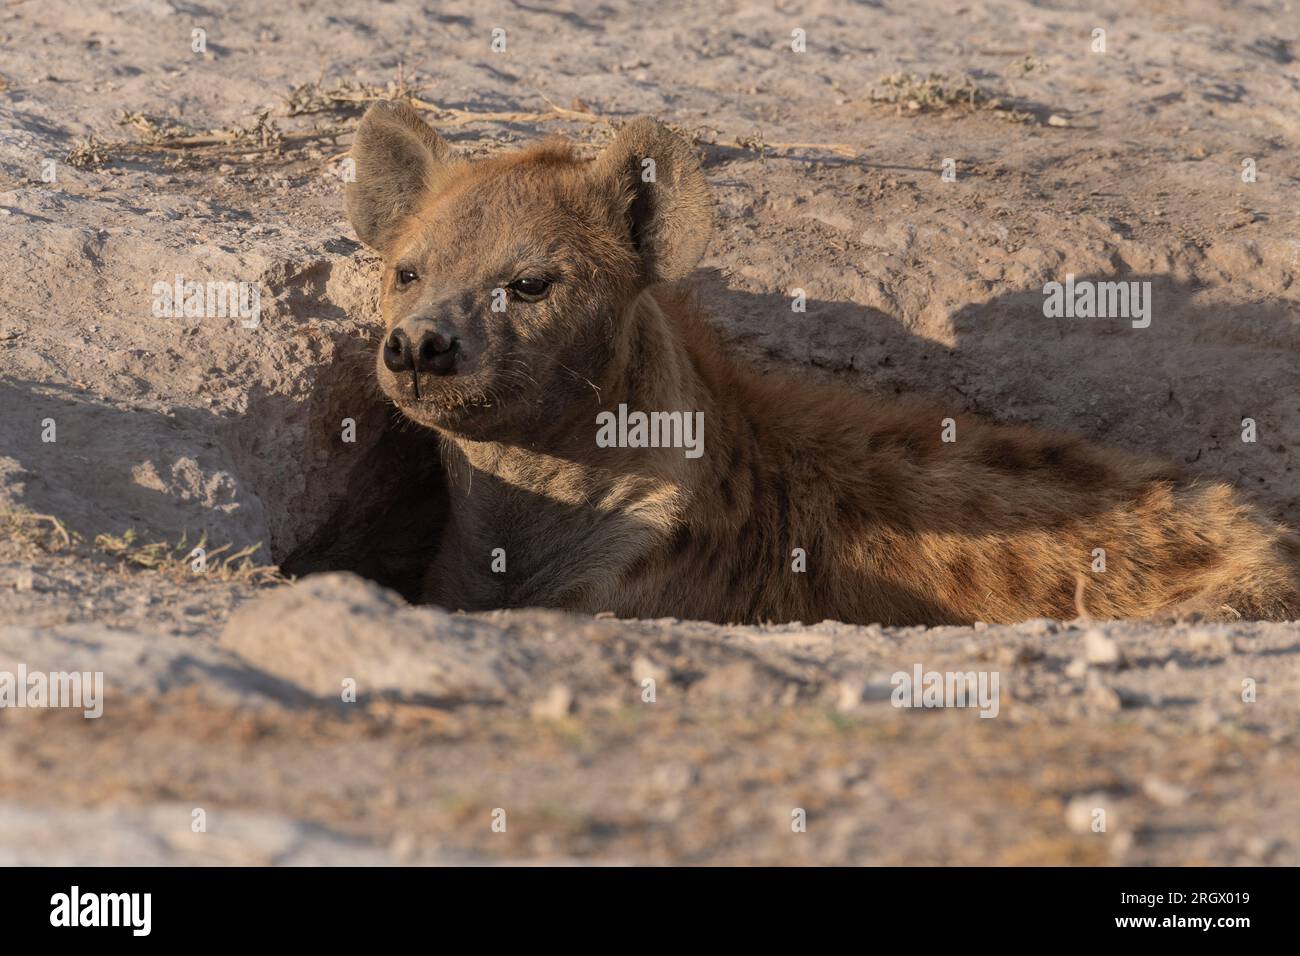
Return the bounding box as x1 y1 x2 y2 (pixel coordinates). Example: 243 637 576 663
0 0 1297 864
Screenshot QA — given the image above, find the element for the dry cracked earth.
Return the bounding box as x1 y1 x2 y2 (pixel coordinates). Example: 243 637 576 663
0 0 1298 865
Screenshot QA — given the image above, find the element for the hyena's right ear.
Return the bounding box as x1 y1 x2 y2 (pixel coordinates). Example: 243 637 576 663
345 101 457 252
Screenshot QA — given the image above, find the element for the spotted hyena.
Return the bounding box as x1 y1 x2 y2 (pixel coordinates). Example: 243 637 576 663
345 101 1300 625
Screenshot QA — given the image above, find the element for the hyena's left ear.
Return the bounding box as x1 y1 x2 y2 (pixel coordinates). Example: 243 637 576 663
346 100 457 252
592 117 713 285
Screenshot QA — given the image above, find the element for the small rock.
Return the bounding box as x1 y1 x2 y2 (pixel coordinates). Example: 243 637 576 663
1142 777 1189 808
1187 630 1230 655
650 762 694 793
1085 677 1122 712
836 680 863 712
1195 708 1225 733
1083 629 1122 667
631 655 666 687
1065 794 1108 834
1245 835 1278 860
1065 657 1089 680
389 832 419 862
529 684 573 721
1108 829 1134 860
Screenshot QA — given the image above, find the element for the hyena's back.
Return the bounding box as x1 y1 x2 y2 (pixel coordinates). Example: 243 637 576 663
830 399 1300 624
640 347 1300 626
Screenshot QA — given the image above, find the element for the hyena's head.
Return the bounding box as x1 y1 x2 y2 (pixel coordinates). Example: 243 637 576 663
345 101 712 441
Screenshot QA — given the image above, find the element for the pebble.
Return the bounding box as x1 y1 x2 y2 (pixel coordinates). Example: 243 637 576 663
1245 836 1278 860
529 684 573 721
836 680 863 712
388 832 419 863
1085 677 1122 712
631 655 666 687
650 762 694 793
1142 777 1189 808
1108 830 1134 860
1194 708 1224 733
1084 629 1123 666
1065 794 1108 834
1187 630 1231 655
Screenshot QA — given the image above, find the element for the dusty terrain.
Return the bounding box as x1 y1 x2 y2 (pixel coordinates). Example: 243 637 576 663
0 0 1297 864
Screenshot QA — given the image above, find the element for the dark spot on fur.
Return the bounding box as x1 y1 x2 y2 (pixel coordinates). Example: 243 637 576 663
1046 575 1077 616
727 555 750 593
1040 444 1067 468
871 421 929 458
860 462 908 528
1037 441 1112 487
1168 541 1216 571
668 524 692 557
980 438 1034 472
946 551 981 604
718 478 734 510
749 458 766 513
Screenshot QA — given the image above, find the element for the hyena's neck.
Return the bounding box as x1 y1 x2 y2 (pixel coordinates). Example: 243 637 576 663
432 289 740 611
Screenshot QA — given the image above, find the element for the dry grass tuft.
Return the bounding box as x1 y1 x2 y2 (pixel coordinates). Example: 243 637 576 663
92 528 280 583
871 70 1038 124
0 506 76 551
0 506 278 584
65 135 113 169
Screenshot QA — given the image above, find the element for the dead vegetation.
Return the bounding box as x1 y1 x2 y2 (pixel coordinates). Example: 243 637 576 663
66 109 346 169
1 506 278 584
64 135 113 169
0 506 75 552
870 70 1042 124
61 60 1074 176
63 66 874 173
92 529 279 583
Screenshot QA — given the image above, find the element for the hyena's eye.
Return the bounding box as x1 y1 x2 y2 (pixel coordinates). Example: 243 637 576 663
396 269 419 286
508 277 552 300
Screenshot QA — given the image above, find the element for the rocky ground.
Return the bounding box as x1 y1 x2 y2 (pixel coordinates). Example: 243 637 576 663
0 0 1297 864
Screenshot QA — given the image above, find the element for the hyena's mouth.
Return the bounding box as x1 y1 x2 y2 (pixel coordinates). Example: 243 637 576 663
406 355 457 399
382 366 504 422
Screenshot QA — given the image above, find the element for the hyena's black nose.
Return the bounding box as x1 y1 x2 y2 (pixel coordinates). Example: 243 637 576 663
385 322 459 377
414 329 458 375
